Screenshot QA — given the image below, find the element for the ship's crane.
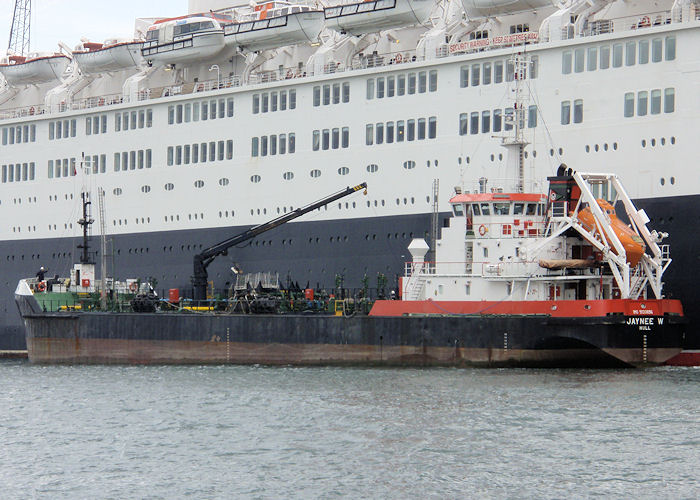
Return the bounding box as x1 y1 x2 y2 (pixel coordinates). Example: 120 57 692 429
8 0 31 56
192 182 368 301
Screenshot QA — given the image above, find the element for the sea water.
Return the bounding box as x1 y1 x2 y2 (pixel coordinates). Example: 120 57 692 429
0 362 697 499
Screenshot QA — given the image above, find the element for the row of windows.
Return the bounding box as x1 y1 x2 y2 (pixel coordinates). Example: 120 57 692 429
85 115 108 135
47 158 77 179
561 100 584 125
116 109 154 131
459 57 538 88
623 88 675 117
562 36 676 74
459 106 537 135
251 133 295 157
313 82 350 106
365 117 437 145
2 125 36 145
252 90 296 114
85 154 107 174
168 99 232 124
366 70 437 100
48 120 77 140
2 162 36 183
312 128 349 151
114 149 153 171
167 141 232 166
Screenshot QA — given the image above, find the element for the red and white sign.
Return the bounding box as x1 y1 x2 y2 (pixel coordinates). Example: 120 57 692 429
449 32 539 54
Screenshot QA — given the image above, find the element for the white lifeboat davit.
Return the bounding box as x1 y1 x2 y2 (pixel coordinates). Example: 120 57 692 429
142 15 226 65
0 53 70 86
460 0 556 19
73 40 145 74
224 2 325 52
324 0 433 36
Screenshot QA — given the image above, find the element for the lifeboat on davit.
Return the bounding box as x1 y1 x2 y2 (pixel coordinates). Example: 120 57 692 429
324 0 433 36
577 199 645 267
0 53 69 86
73 39 145 74
224 1 325 52
142 14 228 65
461 0 556 19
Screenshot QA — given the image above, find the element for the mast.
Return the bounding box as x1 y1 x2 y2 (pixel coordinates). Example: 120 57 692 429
98 188 108 308
8 0 31 56
501 52 530 193
77 192 94 264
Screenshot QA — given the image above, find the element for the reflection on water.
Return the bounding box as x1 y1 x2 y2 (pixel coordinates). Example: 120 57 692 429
0 362 698 498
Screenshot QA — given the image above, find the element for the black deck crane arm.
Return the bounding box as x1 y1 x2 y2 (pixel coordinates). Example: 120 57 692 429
192 182 367 300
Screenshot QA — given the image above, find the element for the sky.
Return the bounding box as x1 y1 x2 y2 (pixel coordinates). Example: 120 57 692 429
0 0 187 54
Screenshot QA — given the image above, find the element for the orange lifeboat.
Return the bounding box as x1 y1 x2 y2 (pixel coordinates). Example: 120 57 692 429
577 199 645 266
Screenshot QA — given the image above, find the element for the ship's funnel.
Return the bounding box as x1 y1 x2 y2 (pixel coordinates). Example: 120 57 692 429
408 238 430 263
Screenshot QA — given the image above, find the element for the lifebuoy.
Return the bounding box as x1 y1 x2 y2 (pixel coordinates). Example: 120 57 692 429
37 281 46 292
129 282 138 292
395 53 403 63
549 191 556 201
478 224 487 236
640 16 651 27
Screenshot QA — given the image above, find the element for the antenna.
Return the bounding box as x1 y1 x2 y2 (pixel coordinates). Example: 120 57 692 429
8 0 31 56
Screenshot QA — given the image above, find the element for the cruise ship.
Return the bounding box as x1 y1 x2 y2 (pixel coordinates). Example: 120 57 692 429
0 0 698 351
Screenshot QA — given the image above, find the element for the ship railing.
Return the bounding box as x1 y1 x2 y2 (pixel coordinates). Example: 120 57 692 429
71 93 125 111
572 9 675 40
405 260 549 278
466 220 546 239
349 48 419 71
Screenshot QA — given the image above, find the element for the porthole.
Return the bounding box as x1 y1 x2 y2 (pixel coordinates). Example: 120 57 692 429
670 176 675 185
403 160 415 170
164 183 174 191
194 180 204 188
651 138 656 147
250 175 261 183
661 137 666 146
498 154 503 161
594 144 599 152
113 188 123 196
338 167 349 175
660 178 665 186
585 145 590 152
670 136 676 144
604 144 608 151
558 147 563 155
219 178 229 186
283 172 294 180
490 154 495 161
613 142 618 150
524 151 529 158
434 159 438 167
310 169 321 178
366 164 378 173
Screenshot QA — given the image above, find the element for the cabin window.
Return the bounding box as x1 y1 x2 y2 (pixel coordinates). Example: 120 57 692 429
471 64 480 86
376 78 384 99
407 119 415 141
494 61 503 83
417 118 426 140
481 111 490 134
664 88 675 113
494 203 510 215
271 92 278 112
587 47 597 71
70 120 76 137
493 109 502 132
332 128 340 148
573 100 583 123
147 109 153 127
504 108 513 131
280 90 287 110
470 112 479 134
612 43 623 67
312 130 320 151
665 36 676 60
528 105 537 128
637 91 648 116
599 45 610 69
530 55 538 79
429 70 438 91
561 101 571 125
481 64 491 85
342 82 350 102
218 140 225 160
453 204 464 216
200 142 207 162
386 122 394 143
387 76 395 98
342 127 349 148
397 121 404 142
84 118 90 136
397 75 405 95
145 150 151 169
418 71 427 93
251 137 259 157
366 79 374 100
650 89 661 114
376 123 384 144
227 140 234 159
651 38 662 62
459 65 469 88
288 133 295 153
480 203 490 215
562 51 572 74
261 136 268 156
574 48 584 73
514 203 524 215
252 94 260 114
218 99 225 119
201 101 208 120
639 40 649 64
526 203 536 216
289 90 296 109
365 124 373 145
625 41 636 66
428 117 437 139
139 109 146 127
624 92 634 117
408 73 416 94
459 113 467 136
472 204 480 216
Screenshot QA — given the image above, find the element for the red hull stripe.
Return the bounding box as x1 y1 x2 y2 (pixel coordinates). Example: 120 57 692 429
369 299 684 318
665 351 700 366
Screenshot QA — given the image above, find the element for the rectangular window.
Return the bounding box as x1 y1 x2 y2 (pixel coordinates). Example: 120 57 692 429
323 84 331 104
139 109 146 128
481 111 490 133
494 61 503 83
22 163 27 181
147 109 153 127
341 127 349 148
259 136 267 156
30 162 35 180
16 125 22 143
459 113 468 136
183 145 190 165
218 99 225 119
418 118 426 140
342 82 350 103
270 134 277 155
333 83 341 103
574 48 585 72
176 104 183 123
251 137 259 157
376 123 384 144
651 38 662 62
313 130 320 151
639 40 649 64
289 90 296 109
226 140 233 159
386 122 394 144
429 70 438 91
48 123 54 140
115 113 121 131
91 154 98 174
561 101 571 125
85 118 90 136
428 116 437 139
209 141 216 161
9 126 14 144
129 150 136 170
271 92 278 112
183 104 191 123
200 143 207 162
407 119 415 141
397 75 405 96
144 151 150 169
471 64 480 86
365 124 373 145
139 149 145 169
101 115 107 133
313 86 321 106
418 71 427 93
280 91 287 110
122 151 128 170
587 47 597 71
493 109 502 132
481 63 491 85
376 78 384 99
573 99 583 123
332 127 340 148
209 100 216 119
665 36 676 61
366 79 374 100
637 91 648 116
625 41 636 66
650 89 661 115
664 88 675 113
202 101 209 120
506 60 515 82
562 51 572 74
168 105 174 124
192 143 199 163
408 73 416 94
9 164 14 181
470 112 479 134
193 103 200 122
613 43 623 67
253 94 260 114
2 164 7 182
227 98 234 117
600 45 610 69
2 128 7 144
624 92 634 117
279 134 286 154
288 133 295 153
528 105 537 128
124 111 131 130
218 140 225 160
387 76 395 98
530 55 538 79
261 94 268 113
460 65 469 88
